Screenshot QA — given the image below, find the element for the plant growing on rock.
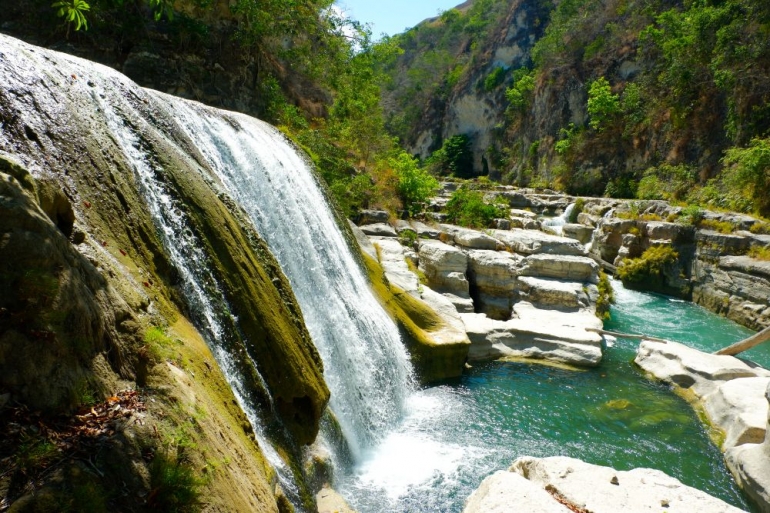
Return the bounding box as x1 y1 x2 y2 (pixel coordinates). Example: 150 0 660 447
52 0 90 34
596 271 614 320
391 153 439 217
617 246 679 285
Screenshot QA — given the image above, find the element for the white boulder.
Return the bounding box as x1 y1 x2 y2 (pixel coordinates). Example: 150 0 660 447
418 240 470 298
507 456 746 513
463 470 571 513
520 254 599 283
491 228 587 256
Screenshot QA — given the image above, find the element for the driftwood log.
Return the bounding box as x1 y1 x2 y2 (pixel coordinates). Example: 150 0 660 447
715 325 770 356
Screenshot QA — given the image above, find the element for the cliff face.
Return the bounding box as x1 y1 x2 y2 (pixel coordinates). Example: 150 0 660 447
381 0 548 174
0 34 329 511
384 0 770 205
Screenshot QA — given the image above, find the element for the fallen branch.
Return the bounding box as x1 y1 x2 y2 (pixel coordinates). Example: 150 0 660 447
715 325 770 356
586 328 671 344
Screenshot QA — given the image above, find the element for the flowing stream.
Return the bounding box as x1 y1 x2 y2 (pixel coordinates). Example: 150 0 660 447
336 279 763 512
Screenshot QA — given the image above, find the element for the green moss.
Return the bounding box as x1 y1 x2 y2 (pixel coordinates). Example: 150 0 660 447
148 450 204 512
596 271 615 320
362 253 468 383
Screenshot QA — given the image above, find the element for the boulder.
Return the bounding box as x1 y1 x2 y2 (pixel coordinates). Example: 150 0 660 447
520 254 599 283
491 229 587 256
507 456 746 513
592 217 636 263
562 223 593 244
517 277 591 310
467 250 522 320
410 221 442 240
463 470 572 513
316 486 357 513
462 303 603 367
418 240 470 298
359 223 397 237
643 221 694 243
697 230 752 257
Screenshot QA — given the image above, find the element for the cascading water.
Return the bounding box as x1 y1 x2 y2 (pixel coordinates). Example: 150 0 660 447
542 202 575 236
82 75 304 501
152 96 415 460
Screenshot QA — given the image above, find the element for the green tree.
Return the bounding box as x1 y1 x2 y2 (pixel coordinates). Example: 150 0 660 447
587 77 620 131
445 187 507 228
390 153 439 217
722 137 770 216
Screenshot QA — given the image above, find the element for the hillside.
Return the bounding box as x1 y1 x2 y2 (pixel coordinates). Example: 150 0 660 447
381 0 770 216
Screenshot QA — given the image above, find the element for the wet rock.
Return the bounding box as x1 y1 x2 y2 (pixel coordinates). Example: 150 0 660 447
562 223 593 244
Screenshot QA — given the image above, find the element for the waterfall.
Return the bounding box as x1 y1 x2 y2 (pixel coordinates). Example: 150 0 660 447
542 202 575 235
153 95 415 460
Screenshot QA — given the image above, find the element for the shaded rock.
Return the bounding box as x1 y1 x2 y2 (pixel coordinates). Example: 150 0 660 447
359 223 397 237
463 470 571 513
357 209 390 225
467 249 522 320
520 254 599 283
509 456 746 513
592 217 636 263
697 230 751 257
491 228 587 256
643 221 694 243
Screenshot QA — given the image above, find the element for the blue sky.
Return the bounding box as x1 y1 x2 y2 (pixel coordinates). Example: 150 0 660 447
335 0 463 38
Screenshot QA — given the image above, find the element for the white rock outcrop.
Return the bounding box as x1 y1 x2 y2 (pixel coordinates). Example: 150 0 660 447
466 456 747 513
635 341 770 511
491 228 587 256
462 302 603 367
418 239 473 312
517 277 592 310
520 254 599 283
467 249 522 320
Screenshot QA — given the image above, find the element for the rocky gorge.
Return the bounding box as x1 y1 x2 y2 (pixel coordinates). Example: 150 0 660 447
1 31 770 513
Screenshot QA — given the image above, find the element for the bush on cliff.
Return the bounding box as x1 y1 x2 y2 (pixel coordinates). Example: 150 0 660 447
617 246 679 285
445 187 507 228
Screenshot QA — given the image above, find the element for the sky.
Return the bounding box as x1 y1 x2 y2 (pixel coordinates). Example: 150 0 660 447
335 0 464 39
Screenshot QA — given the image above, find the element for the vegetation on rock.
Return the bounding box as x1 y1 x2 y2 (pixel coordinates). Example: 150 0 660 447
445 187 508 228
617 246 680 285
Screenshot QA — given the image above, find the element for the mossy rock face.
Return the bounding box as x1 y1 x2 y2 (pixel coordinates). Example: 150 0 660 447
0 171 137 412
363 253 469 383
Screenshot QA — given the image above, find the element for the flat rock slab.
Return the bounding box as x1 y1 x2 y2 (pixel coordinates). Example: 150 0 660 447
418 239 470 297
462 304 602 367
520 254 599 283
316 486 357 513
517 276 590 309
491 228 587 256
359 223 397 237
440 224 502 250
508 456 746 513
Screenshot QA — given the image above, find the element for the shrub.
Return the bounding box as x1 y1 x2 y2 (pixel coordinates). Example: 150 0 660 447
748 246 770 261
722 137 770 217
617 246 679 284
596 271 615 320
698 219 735 233
428 134 475 178
636 164 696 201
678 204 704 225
391 153 439 217
445 187 507 228
505 68 535 112
484 66 507 91
750 222 770 234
